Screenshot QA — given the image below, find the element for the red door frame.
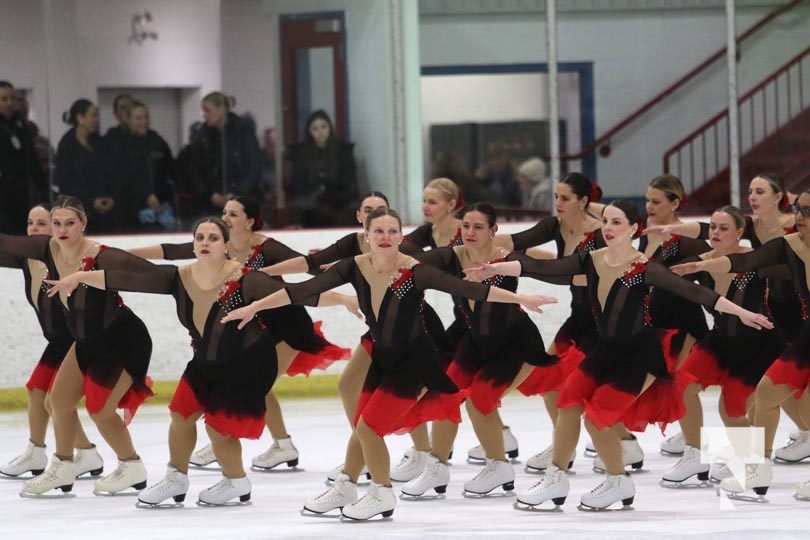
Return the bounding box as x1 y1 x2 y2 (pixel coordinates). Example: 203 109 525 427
279 12 348 148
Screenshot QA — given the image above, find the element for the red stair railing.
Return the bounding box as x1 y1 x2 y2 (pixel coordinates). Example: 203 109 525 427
663 46 810 193
557 0 800 163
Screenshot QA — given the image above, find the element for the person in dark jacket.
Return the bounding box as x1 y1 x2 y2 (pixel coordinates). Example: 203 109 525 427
53 99 118 233
285 109 358 227
107 101 176 232
0 81 47 234
185 92 261 214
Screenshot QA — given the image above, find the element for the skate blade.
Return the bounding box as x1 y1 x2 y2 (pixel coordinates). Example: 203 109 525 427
659 450 685 457
583 450 597 458
513 500 563 512
250 464 302 473
773 456 810 464
188 463 220 471
196 499 252 507
715 486 768 503
592 465 644 474
577 503 634 512
399 492 446 501
659 479 712 489
793 493 810 501
462 489 515 499
135 500 184 509
339 511 394 522
93 489 142 497
300 507 343 518
20 490 76 499
466 457 486 465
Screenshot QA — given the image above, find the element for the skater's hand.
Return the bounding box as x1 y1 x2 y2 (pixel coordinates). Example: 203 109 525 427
221 303 259 330
519 294 558 314
44 274 82 298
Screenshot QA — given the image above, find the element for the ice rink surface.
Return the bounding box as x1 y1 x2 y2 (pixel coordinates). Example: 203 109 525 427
0 392 807 540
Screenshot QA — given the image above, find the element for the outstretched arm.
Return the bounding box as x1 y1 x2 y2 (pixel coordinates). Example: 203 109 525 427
261 256 309 276
127 244 166 259
643 222 703 238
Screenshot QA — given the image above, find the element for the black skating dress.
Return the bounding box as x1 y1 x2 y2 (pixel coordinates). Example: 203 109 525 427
722 235 810 396
105 262 294 438
161 235 349 376
0 235 153 422
418 246 553 415
0 246 74 391
283 254 498 437
517 248 723 431
639 231 710 369
678 250 786 417
506 216 605 396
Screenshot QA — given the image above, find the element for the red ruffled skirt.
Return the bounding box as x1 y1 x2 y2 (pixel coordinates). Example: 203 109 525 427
354 335 467 437
765 322 810 397
26 339 73 392
284 321 351 377
75 311 154 425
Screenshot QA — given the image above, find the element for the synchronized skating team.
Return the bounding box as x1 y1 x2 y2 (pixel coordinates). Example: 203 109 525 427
1 172 809 520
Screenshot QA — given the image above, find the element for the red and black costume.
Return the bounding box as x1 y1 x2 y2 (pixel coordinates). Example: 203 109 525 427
639 230 711 368
160 237 348 376
283 255 497 437
723 235 810 395
506 217 605 395
104 263 296 439
418 246 553 415
678 251 786 417
697 218 802 341
0 235 153 422
0 245 73 392
517 248 724 431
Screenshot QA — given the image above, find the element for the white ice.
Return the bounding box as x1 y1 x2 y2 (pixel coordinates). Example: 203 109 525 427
0 391 807 540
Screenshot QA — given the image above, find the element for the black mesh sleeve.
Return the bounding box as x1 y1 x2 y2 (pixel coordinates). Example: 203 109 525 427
519 250 588 280
0 251 24 269
241 270 286 302
160 242 195 260
285 257 353 306
510 217 559 250
727 238 787 273
0 234 51 261
646 261 721 309
678 237 711 259
413 264 490 301
304 233 360 272
414 246 456 270
104 263 177 294
507 251 573 286
261 238 305 265
698 222 710 240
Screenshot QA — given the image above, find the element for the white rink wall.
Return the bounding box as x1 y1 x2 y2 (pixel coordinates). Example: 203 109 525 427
0 218 714 389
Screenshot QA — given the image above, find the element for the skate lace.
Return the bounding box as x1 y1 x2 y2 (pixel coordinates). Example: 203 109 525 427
352 487 380 509
150 473 186 494
528 470 561 492
206 477 235 496
314 483 348 503
98 463 128 486
9 450 35 467
472 462 498 483
588 477 619 496
394 452 422 473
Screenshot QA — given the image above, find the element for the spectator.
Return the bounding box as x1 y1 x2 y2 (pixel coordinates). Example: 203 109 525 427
0 81 47 234
104 93 134 145
184 92 262 214
517 157 552 211
475 142 522 207
285 110 357 227
109 101 176 232
53 99 118 233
